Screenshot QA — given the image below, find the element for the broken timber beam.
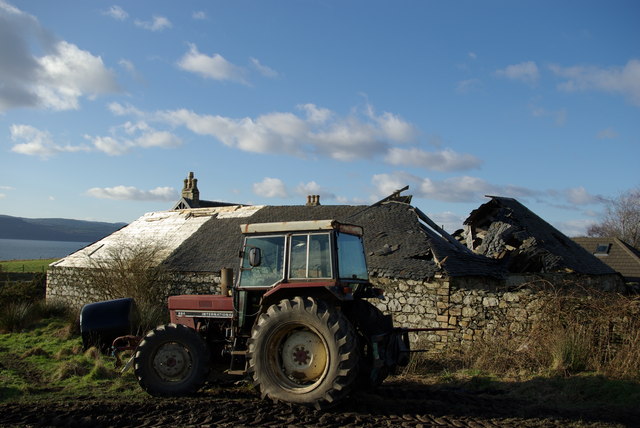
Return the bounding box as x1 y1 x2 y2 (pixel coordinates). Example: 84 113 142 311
412 207 472 253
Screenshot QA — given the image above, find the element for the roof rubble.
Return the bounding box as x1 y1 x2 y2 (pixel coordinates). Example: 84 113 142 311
459 196 616 275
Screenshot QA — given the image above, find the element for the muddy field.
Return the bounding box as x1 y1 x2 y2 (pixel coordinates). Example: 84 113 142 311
1 378 635 428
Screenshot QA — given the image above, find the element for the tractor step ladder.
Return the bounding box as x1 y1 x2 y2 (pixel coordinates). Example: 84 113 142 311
227 341 248 375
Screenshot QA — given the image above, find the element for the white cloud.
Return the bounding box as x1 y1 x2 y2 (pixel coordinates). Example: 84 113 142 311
564 187 604 205
0 194 6 200
372 172 537 203
250 57 279 78
192 11 207 20
550 59 640 106
0 3 119 112
109 102 144 117
468 52 477 60
496 61 540 84
253 178 288 198
135 130 182 148
596 127 618 140
530 106 567 126
103 5 128 21
384 147 482 172
456 78 482 94
35 41 120 110
86 185 177 201
298 103 333 124
118 58 143 82
134 15 172 31
553 219 595 237
85 121 182 156
157 103 416 161
177 44 247 84
88 135 130 156
294 181 336 200
10 124 89 159
428 211 466 233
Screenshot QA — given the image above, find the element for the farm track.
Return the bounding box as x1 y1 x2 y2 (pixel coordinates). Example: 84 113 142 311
0 380 634 428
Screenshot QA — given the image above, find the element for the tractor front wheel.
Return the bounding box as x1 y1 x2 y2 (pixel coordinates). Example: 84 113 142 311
133 323 209 396
247 297 359 409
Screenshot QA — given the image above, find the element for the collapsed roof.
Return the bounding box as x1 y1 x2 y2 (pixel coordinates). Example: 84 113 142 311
461 196 616 275
53 192 616 281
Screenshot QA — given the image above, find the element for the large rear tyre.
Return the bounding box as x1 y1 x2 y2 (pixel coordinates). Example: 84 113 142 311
134 323 209 396
247 297 359 409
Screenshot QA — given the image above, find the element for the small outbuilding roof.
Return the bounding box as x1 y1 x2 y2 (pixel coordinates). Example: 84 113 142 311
573 237 640 283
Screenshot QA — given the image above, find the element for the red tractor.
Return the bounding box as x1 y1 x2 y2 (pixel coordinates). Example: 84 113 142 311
82 220 412 408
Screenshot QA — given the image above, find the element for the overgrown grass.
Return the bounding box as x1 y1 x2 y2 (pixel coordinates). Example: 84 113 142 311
402 285 640 415
0 299 74 334
0 315 143 403
0 259 58 273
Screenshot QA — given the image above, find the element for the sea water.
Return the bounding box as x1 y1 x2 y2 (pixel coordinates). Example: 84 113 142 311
0 238 90 261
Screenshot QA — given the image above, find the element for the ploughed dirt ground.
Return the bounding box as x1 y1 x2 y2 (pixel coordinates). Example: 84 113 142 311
1 376 636 428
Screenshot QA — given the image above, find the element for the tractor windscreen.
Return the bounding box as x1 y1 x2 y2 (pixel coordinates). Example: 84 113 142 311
336 232 368 281
238 235 286 287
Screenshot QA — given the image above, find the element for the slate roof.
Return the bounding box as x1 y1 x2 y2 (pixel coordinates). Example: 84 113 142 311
52 206 262 268
463 196 616 275
573 237 640 283
162 201 502 280
172 197 241 210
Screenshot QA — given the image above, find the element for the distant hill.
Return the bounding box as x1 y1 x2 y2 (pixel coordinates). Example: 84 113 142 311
0 215 127 243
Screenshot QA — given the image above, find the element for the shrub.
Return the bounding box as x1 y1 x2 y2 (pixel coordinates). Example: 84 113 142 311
72 242 171 332
0 302 38 333
549 326 593 374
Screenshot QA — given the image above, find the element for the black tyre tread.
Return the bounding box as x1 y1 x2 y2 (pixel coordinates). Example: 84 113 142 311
247 297 359 409
133 323 209 397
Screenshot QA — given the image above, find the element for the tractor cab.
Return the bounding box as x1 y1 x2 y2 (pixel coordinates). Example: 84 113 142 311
237 220 369 289
234 220 381 331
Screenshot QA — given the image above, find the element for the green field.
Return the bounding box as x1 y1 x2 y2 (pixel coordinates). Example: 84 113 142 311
0 259 59 273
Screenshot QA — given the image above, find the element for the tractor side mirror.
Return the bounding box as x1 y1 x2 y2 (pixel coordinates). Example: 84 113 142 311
248 247 262 267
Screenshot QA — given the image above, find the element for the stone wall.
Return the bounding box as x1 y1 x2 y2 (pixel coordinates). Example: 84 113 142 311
48 264 624 352
371 273 624 350
46 266 226 308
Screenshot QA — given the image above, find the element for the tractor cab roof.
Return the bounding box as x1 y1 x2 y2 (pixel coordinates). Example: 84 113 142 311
240 220 363 236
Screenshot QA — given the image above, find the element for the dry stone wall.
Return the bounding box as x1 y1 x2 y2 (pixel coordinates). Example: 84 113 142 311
48 264 623 353
46 267 225 308
371 273 624 350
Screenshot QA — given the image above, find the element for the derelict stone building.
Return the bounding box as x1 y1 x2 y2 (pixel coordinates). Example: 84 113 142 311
47 174 623 349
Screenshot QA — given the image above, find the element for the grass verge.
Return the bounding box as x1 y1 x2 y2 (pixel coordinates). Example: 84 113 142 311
0 259 59 273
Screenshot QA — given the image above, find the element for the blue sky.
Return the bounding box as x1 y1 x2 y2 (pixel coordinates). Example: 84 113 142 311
1 0 638 236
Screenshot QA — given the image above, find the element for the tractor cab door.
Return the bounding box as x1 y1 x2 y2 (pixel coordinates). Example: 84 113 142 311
238 235 286 289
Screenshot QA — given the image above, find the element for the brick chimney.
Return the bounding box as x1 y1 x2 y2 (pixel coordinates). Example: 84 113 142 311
306 195 321 206
181 172 200 203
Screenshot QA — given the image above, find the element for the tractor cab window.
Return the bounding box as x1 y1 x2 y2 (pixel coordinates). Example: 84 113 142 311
336 232 368 281
289 233 332 279
238 235 286 287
